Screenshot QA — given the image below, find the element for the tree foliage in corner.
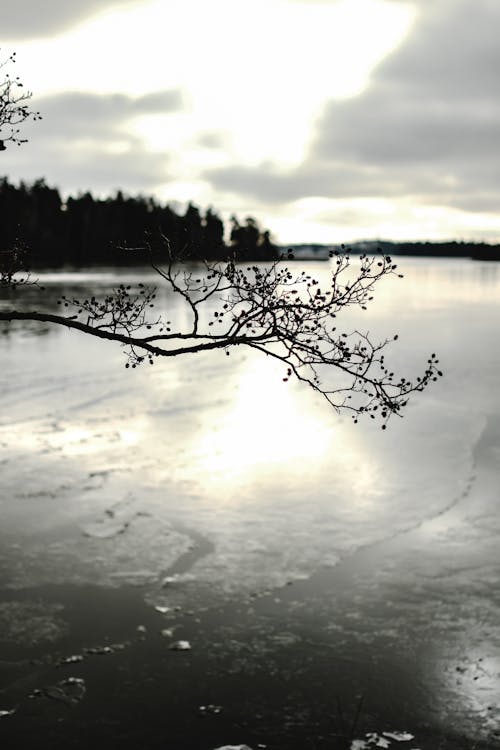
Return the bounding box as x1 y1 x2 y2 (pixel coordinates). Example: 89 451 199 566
0 53 442 427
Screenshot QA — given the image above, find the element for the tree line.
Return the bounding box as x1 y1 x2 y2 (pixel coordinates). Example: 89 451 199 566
354 239 500 260
0 177 279 266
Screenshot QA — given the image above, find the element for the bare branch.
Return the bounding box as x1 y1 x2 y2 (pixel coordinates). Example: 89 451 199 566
0 50 42 149
0 246 442 426
0 244 37 288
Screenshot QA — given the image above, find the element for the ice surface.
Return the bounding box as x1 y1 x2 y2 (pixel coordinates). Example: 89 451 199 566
0 601 68 646
84 646 114 655
198 703 222 715
1 260 500 742
154 605 171 614
0 709 16 719
351 732 415 749
31 676 86 706
81 518 130 538
169 640 191 651
382 732 414 742
57 654 83 666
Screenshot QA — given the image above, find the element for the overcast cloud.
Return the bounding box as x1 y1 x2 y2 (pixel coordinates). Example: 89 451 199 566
1 89 182 194
206 0 500 223
35 89 183 138
2 0 140 40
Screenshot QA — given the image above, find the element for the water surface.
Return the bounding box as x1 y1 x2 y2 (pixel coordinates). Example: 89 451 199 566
0 258 499 748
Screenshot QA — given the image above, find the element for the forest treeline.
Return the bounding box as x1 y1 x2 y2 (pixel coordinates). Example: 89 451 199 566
352 239 500 260
3 176 500 267
0 177 279 266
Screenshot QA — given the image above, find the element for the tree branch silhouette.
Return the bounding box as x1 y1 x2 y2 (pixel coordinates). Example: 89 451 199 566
0 50 42 150
0 241 442 427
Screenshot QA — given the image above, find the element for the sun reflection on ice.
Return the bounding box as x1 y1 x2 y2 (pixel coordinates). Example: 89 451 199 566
118 429 140 446
196 357 334 480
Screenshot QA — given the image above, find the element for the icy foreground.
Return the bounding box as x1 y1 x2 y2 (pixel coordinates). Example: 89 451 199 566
0 258 499 747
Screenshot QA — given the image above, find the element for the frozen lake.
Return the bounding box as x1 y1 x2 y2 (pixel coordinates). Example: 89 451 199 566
0 257 499 749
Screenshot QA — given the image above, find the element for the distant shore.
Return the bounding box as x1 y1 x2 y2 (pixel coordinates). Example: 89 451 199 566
286 240 500 261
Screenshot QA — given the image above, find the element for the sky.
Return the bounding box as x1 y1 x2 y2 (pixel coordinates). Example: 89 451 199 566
1 0 499 244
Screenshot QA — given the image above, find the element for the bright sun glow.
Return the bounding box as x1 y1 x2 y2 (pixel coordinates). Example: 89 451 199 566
13 0 416 171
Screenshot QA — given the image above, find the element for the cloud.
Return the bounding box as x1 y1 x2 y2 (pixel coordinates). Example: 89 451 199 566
312 0 500 211
205 0 500 216
197 132 226 150
0 90 182 194
203 162 394 204
1 0 140 40
34 89 183 138
204 160 440 207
